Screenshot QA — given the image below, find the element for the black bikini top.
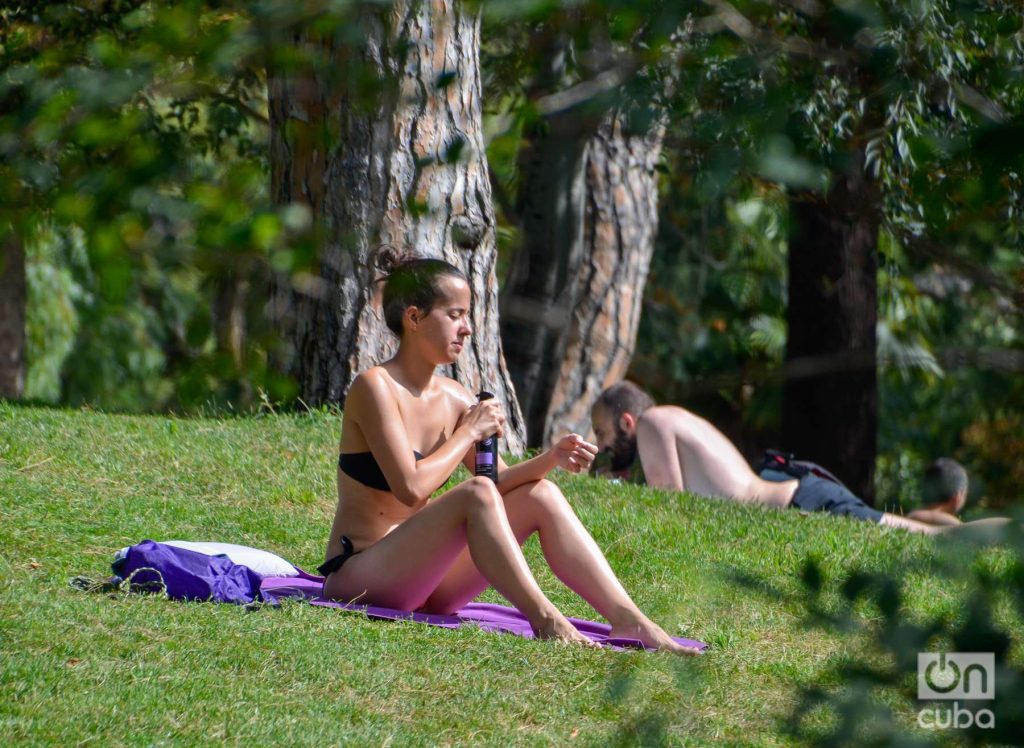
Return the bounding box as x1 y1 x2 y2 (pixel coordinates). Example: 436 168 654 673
338 450 424 492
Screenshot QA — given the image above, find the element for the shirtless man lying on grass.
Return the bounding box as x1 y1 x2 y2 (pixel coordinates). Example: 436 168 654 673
590 382 1007 535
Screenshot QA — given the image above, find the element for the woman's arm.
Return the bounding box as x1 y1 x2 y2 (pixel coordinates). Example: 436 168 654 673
459 434 598 495
494 450 558 494
348 371 499 507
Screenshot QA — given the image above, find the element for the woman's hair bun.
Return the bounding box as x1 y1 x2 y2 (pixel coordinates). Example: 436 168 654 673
372 244 414 276
375 246 468 336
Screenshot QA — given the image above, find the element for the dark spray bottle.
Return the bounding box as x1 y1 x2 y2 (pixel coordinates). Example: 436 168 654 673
475 391 499 482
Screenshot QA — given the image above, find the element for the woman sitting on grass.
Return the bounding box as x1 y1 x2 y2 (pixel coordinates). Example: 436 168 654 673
321 248 698 654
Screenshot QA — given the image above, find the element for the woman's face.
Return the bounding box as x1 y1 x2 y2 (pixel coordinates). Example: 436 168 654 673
406 274 472 364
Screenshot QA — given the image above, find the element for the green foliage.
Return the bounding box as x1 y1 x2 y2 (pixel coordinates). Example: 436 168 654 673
874 219 1024 511
633 184 790 437
2 1 315 411
24 227 84 402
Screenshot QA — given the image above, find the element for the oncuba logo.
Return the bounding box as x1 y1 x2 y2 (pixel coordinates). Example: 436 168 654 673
917 653 995 730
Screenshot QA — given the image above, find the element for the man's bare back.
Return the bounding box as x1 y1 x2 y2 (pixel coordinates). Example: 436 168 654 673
630 406 797 508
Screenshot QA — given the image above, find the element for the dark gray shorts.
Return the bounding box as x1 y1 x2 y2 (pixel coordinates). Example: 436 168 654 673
762 469 884 523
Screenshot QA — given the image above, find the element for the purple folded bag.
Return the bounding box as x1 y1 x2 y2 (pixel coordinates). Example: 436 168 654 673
112 539 265 605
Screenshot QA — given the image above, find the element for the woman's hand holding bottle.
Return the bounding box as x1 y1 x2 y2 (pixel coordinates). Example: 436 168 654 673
458 397 505 442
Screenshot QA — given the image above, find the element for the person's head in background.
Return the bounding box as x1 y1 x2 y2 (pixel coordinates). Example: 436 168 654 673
922 458 969 515
590 382 655 473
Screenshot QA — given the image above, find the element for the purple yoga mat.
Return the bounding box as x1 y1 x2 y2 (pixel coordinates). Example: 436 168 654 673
260 572 707 652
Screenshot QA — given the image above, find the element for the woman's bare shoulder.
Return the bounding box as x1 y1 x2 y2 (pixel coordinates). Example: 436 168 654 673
437 376 475 410
354 365 389 381
346 367 394 406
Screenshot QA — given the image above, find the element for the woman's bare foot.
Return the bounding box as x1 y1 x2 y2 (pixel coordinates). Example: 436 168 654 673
532 611 600 648
609 616 703 655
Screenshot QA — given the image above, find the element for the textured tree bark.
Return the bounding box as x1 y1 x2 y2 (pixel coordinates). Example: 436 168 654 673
0 230 26 399
783 154 879 506
503 110 664 445
548 115 665 444
268 0 525 452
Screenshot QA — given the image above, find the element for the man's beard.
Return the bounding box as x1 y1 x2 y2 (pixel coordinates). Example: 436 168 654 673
606 425 638 472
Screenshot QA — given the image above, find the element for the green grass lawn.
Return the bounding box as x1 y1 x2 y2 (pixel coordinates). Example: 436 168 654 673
1 402 1019 745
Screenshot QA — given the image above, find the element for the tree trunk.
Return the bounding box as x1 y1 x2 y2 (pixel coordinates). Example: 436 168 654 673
502 110 664 445
268 0 525 452
783 155 879 505
500 93 590 445
0 229 26 399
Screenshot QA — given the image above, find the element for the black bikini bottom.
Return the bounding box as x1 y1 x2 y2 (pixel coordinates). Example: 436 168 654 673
317 535 359 577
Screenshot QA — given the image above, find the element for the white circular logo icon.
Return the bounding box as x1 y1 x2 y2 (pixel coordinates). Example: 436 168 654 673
925 654 961 694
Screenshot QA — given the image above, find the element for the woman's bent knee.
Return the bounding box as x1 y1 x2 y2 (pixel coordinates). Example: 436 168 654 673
518 478 573 520
533 478 561 496
459 475 502 510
